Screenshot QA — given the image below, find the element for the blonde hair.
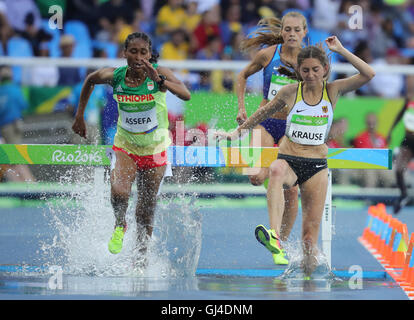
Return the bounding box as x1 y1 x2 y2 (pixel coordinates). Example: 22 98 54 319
240 11 307 53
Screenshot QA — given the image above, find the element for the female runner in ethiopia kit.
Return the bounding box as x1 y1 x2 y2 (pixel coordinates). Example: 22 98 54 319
72 32 191 261
236 11 308 265
216 36 375 277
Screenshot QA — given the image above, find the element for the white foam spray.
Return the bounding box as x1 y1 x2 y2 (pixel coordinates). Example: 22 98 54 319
39 167 203 279
279 237 335 280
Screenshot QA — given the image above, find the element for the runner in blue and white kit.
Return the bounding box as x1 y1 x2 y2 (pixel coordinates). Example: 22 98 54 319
236 12 308 265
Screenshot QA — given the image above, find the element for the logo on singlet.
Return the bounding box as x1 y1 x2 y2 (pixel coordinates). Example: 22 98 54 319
147 81 154 91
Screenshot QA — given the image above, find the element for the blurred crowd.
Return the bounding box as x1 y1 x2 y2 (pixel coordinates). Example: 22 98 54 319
1 0 414 186
0 0 414 95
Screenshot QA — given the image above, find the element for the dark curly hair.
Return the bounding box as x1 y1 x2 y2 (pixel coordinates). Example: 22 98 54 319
124 32 159 63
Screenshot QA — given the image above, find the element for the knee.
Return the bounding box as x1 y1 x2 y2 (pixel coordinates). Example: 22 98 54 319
111 173 133 198
111 182 131 205
268 161 287 181
111 184 130 199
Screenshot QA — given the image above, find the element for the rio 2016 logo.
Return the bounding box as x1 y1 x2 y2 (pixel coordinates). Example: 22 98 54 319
52 149 102 164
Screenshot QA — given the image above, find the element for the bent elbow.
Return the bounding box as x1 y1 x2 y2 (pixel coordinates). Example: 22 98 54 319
367 67 376 80
367 70 375 80
182 92 191 101
360 70 375 84
84 74 93 85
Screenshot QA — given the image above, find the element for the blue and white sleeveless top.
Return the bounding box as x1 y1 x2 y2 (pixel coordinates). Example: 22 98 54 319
263 45 297 101
285 81 334 146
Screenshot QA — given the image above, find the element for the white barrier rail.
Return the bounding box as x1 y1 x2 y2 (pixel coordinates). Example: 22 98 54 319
2 57 414 74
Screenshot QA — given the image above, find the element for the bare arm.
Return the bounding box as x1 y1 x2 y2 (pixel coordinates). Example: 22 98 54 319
75 67 114 119
217 85 294 141
326 36 375 101
239 85 291 131
139 60 190 101
72 67 114 138
236 50 267 124
156 66 191 101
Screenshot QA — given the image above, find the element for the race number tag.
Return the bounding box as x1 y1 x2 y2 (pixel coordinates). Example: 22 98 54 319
288 115 328 145
267 74 296 100
120 107 158 133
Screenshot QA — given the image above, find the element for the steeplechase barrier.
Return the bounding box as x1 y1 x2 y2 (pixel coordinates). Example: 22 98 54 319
0 144 392 269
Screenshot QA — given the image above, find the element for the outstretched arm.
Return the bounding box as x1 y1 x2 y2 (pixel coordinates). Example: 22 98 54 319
72 67 114 138
327 36 376 101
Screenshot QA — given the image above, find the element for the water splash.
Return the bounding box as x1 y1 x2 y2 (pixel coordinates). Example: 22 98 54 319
38 167 203 279
279 239 338 281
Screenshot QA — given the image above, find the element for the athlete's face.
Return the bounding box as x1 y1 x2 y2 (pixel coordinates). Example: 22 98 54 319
124 38 152 72
281 17 307 48
298 58 327 84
